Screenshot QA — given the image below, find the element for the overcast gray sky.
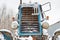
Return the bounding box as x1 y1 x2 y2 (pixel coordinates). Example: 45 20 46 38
0 0 60 25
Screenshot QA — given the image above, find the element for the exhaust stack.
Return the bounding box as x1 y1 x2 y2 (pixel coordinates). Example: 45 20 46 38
20 0 22 4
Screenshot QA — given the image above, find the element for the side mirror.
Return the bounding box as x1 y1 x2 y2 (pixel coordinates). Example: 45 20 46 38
42 2 51 12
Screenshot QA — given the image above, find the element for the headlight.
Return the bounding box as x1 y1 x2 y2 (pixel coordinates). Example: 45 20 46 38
42 22 49 29
11 23 18 30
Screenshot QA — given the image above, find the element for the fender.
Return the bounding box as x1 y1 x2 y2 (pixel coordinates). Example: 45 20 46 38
53 29 60 35
0 29 13 40
48 21 60 37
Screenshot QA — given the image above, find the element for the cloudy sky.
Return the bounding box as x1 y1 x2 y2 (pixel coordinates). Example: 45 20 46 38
0 0 60 25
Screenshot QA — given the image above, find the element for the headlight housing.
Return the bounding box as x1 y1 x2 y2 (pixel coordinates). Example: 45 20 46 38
42 22 49 29
11 22 18 30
